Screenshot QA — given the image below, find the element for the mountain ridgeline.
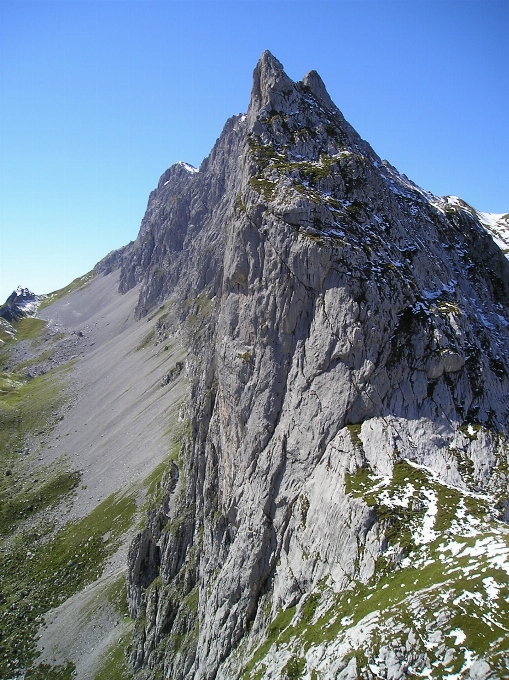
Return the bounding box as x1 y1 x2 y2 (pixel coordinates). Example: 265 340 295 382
3 52 509 679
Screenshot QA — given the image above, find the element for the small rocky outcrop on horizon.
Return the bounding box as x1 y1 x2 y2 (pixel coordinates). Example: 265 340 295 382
115 52 509 679
0 286 40 322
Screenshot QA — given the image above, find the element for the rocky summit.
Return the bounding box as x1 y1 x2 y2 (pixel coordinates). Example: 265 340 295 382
1 51 509 680
0 286 40 323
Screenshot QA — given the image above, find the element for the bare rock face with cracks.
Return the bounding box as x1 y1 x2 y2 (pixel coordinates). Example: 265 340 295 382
115 52 509 679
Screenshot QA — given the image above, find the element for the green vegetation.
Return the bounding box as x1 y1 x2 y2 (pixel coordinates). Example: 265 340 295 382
0 316 48 349
244 523 509 677
139 413 187 523
0 489 137 678
0 323 15 344
344 464 373 497
449 446 476 486
242 453 509 678
0 265 195 679
0 371 24 396
24 662 76 679
435 299 462 316
0 362 72 457
92 577 133 680
247 135 340 207
185 292 213 327
346 422 363 450
0 463 80 536
0 333 138 676
346 460 433 562
93 634 132 680
13 344 61 372
282 655 305 679
0 324 91 677
242 605 298 678
459 421 482 441
11 317 47 342
345 200 362 218
433 485 463 533
0 360 77 537
133 547 200 672
136 327 156 351
299 494 310 528
236 194 247 213
184 292 215 348
297 231 327 247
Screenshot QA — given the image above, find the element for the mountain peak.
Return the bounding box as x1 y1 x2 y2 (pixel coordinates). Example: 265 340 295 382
258 49 283 71
248 50 293 118
302 68 335 110
176 161 198 174
0 286 39 322
156 161 198 189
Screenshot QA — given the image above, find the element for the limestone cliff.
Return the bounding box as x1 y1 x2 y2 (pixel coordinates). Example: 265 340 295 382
123 52 509 679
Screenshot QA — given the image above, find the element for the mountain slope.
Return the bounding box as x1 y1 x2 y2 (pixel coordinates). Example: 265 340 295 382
0 271 188 679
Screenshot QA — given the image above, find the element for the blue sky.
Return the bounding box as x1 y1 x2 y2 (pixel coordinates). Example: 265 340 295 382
0 0 507 302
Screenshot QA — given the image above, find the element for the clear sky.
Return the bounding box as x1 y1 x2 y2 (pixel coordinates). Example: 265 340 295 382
0 0 507 302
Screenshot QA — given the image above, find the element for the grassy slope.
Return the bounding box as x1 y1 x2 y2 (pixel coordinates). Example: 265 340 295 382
38 271 96 311
0 308 138 678
0 315 81 677
0 292 190 679
0 287 134 678
241 459 509 679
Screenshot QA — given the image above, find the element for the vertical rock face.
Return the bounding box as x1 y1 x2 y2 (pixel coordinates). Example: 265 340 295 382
123 52 509 678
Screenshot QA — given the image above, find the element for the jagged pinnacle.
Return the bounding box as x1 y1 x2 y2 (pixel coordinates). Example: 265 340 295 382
302 69 335 111
248 50 293 117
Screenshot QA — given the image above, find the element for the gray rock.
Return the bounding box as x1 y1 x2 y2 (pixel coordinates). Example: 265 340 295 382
468 660 493 680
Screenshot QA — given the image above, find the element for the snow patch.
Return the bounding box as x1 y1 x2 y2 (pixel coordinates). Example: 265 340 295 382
414 489 438 545
482 576 500 601
448 628 466 645
177 161 198 174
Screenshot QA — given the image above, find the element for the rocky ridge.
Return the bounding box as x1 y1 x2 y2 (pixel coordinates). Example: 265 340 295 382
0 287 41 322
0 288 43 346
117 52 509 679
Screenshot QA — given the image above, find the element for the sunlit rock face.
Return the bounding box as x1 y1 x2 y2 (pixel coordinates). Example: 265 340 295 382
123 52 509 679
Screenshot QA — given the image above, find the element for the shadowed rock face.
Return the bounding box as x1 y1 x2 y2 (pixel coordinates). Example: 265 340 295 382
121 52 509 679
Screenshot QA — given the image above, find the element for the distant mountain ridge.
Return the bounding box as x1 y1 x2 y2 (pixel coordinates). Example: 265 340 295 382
0 286 40 322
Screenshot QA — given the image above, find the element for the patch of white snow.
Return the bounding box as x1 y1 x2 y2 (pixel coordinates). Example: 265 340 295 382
448 628 466 645
177 161 198 174
414 489 438 545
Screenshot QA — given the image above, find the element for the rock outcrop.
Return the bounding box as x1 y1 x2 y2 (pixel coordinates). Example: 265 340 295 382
120 52 509 679
0 286 40 322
